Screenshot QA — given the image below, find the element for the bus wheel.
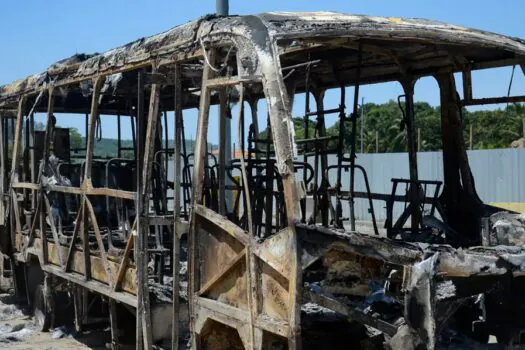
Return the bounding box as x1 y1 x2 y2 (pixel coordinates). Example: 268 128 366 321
33 283 52 332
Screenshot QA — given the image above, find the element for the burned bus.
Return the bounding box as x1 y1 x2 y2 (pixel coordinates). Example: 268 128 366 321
0 11 525 350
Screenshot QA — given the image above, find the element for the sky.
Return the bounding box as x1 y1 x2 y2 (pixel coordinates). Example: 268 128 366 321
1 0 524 144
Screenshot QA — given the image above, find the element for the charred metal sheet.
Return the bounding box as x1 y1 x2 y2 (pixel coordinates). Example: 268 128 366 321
1 12 525 109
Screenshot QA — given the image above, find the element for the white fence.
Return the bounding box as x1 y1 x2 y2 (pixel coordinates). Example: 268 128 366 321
165 148 525 222
345 148 525 220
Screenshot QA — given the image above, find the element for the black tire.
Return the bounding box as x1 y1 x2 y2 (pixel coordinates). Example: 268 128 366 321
33 283 52 332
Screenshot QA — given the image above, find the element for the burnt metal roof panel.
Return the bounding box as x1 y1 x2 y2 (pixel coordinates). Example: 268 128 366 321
1 12 524 106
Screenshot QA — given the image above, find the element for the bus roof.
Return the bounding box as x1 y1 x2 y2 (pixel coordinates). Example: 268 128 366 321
1 12 524 108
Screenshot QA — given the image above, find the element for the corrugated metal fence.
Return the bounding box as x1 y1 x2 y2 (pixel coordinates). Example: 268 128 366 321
166 148 525 221
344 148 525 220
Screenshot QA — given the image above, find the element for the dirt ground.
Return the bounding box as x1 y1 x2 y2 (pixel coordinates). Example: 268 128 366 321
0 293 111 350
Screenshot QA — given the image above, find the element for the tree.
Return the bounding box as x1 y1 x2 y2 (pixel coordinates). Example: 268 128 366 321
69 127 83 150
257 101 525 153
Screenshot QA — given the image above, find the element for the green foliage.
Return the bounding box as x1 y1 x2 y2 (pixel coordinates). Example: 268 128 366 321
69 128 83 150
462 103 525 150
258 101 525 153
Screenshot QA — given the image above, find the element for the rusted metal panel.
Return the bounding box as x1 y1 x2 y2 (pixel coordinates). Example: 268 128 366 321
32 239 138 296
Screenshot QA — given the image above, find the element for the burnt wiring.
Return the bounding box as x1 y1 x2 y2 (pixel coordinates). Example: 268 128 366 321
236 84 253 234
199 37 234 74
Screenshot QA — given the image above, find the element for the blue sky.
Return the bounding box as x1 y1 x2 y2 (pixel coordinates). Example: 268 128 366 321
1 0 524 143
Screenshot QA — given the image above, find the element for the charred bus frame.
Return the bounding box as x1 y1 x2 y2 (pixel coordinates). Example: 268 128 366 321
0 12 525 350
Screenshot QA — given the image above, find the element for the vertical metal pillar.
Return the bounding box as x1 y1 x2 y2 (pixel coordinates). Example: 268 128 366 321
248 97 260 160
117 111 122 158
172 64 182 350
137 66 161 349
85 113 89 151
302 67 311 223
41 92 54 266
435 72 482 243
216 0 228 16
189 48 216 350
109 299 119 349
216 0 232 214
360 97 365 153
29 113 35 207
135 70 152 350
335 84 345 228
84 79 102 180
349 43 363 232
0 113 4 227
312 88 327 226
401 80 420 234
219 89 227 215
